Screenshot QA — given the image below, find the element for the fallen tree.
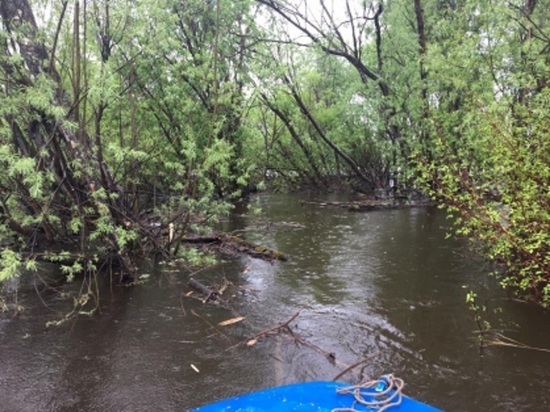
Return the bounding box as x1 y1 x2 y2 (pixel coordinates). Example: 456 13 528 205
182 233 287 262
301 198 434 212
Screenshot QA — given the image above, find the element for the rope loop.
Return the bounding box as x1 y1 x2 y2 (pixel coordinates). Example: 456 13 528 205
332 374 405 412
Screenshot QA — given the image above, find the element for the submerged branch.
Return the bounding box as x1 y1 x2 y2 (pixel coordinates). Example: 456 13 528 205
188 277 220 303
185 233 287 262
486 332 550 354
301 198 434 212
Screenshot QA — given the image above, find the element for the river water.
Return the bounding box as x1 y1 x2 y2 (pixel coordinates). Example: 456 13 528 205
1 192 549 411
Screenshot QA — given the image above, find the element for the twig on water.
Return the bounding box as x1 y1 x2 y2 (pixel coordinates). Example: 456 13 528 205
246 311 301 343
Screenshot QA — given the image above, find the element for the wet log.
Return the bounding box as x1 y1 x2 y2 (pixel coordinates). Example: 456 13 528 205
301 199 435 212
221 234 287 261
301 199 392 210
183 233 287 262
188 278 218 302
182 236 222 244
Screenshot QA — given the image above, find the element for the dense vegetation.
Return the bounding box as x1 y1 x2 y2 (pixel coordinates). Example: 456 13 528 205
0 0 548 308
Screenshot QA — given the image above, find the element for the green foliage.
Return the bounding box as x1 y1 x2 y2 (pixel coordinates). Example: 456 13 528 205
60 261 84 283
176 247 217 267
413 0 550 307
0 0 263 290
0 250 22 282
248 44 388 188
466 290 490 339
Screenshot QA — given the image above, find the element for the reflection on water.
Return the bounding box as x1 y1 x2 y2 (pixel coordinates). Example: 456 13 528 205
1 192 550 412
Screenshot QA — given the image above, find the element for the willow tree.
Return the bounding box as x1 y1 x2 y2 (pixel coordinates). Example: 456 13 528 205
255 46 387 190
0 0 157 292
406 0 550 306
124 0 263 199
255 0 407 189
0 0 264 306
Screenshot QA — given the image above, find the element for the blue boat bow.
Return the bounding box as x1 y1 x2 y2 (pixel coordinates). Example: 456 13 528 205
191 379 441 411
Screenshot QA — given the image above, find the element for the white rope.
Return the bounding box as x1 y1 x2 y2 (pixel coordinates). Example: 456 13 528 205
332 374 405 412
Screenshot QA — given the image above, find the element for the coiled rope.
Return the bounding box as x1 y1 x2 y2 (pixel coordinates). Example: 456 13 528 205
331 374 405 412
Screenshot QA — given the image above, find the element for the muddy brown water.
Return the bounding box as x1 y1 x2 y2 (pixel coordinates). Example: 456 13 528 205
1 192 549 412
